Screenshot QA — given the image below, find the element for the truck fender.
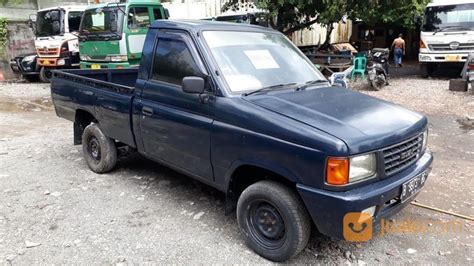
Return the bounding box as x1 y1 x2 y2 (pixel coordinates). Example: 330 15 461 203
223 158 300 214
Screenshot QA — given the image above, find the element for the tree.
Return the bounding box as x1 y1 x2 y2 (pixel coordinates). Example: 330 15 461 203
223 0 343 35
222 0 429 38
352 0 430 29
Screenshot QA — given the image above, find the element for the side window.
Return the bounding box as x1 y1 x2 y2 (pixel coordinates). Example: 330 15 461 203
151 38 202 85
153 8 163 20
128 7 150 29
68 11 83 32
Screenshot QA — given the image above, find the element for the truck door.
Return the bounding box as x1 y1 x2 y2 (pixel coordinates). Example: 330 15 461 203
126 6 151 64
137 31 214 180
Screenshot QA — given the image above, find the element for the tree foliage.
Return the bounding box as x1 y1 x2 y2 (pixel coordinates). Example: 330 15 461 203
353 0 430 28
223 0 429 35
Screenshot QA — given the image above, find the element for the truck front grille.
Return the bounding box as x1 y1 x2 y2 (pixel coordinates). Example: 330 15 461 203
383 134 424 176
37 47 59 56
429 43 474 51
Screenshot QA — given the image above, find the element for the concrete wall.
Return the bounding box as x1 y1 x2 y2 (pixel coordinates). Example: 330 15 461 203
6 21 36 58
0 0 37 21
38 0 88 10
0 21 36 79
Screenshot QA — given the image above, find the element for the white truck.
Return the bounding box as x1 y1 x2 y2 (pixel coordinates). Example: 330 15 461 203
419 0 474 77
31 5 87 82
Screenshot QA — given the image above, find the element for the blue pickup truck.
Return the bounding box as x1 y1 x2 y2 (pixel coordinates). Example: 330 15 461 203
51 20 433 261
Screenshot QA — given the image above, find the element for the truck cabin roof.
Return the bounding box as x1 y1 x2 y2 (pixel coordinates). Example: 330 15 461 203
150 19 277 34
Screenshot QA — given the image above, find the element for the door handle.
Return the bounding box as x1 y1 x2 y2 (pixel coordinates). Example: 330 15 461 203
142 106 153 116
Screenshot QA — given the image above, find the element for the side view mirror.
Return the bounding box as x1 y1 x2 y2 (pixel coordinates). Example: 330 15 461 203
164 8 170 19
28 14 37 33
182 76 205 94
28 14 37 23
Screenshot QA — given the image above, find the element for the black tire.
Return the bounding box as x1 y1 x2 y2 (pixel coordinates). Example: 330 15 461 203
237 180 311 262
82 123 117 173
420 64 435 78
39 67 52 83
23 75 39 82
372 74 386 91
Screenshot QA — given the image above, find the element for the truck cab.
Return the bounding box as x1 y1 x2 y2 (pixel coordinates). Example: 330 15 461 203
32 5 86 82
419 0 474 77
78 0 169 70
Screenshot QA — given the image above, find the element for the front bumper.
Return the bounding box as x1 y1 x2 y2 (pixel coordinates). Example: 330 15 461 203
297 152 433 239
37 57 76 68
80 61 133 69
419 53 470 63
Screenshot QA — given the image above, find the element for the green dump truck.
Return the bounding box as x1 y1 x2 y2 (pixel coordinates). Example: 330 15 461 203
78 0 168 69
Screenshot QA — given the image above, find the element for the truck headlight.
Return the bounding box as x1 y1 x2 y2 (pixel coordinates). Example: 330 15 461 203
419 55 431 61
349 154 376 182
421 130 428 153
80 55 90 61
57 59 65 66
109 55 128 62
326 153 376 185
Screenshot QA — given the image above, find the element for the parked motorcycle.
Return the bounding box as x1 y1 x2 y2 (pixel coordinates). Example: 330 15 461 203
367 48 390 90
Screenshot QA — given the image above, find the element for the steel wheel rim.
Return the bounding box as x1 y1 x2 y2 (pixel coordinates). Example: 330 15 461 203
88 136 101 161
246 199 286 250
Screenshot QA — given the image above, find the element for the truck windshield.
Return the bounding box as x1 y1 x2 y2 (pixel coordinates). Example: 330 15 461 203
423 3 474 31
202 30 325 93
80 6 124 40
36 9 64 37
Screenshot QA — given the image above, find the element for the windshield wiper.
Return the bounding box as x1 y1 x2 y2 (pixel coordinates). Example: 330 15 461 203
243 83 297 96
295 79 328 91
433 26 472 35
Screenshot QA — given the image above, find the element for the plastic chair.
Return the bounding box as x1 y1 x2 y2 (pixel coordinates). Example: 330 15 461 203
330 66 353 88
351 56 367 80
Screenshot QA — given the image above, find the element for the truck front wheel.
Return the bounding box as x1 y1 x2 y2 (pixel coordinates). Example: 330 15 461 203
236 180 311 262
420 63 436 78
82 123 117 173
39 67 53 83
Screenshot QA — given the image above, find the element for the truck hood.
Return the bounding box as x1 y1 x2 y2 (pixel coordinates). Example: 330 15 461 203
245 87 426 154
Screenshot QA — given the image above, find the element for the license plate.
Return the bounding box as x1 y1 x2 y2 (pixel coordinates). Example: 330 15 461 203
446 55 461 62
400 171 428 202
91 64 101 69
43 60 49 65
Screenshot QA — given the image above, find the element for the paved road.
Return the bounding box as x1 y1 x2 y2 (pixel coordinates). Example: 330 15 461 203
0 80 472 264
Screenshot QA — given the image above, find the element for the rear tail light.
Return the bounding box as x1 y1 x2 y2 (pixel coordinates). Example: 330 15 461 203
419 40 426 49
468 62 474 70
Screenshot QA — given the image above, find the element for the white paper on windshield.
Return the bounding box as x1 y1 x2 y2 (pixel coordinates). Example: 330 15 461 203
244 50 279 69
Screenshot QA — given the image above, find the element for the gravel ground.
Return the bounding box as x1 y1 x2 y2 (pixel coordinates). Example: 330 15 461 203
0 73 473 264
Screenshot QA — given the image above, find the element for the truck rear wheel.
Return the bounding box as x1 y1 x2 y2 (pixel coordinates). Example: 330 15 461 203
236 180 311 262
82 123 117 173
39 67 53 83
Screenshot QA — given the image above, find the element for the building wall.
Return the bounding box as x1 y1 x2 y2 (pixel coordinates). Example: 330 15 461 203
291 21 353 47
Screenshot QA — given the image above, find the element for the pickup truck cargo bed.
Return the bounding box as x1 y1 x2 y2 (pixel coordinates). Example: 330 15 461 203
52 69 138 147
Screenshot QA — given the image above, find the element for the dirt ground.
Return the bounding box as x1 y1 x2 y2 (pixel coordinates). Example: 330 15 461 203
0 67 473 264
